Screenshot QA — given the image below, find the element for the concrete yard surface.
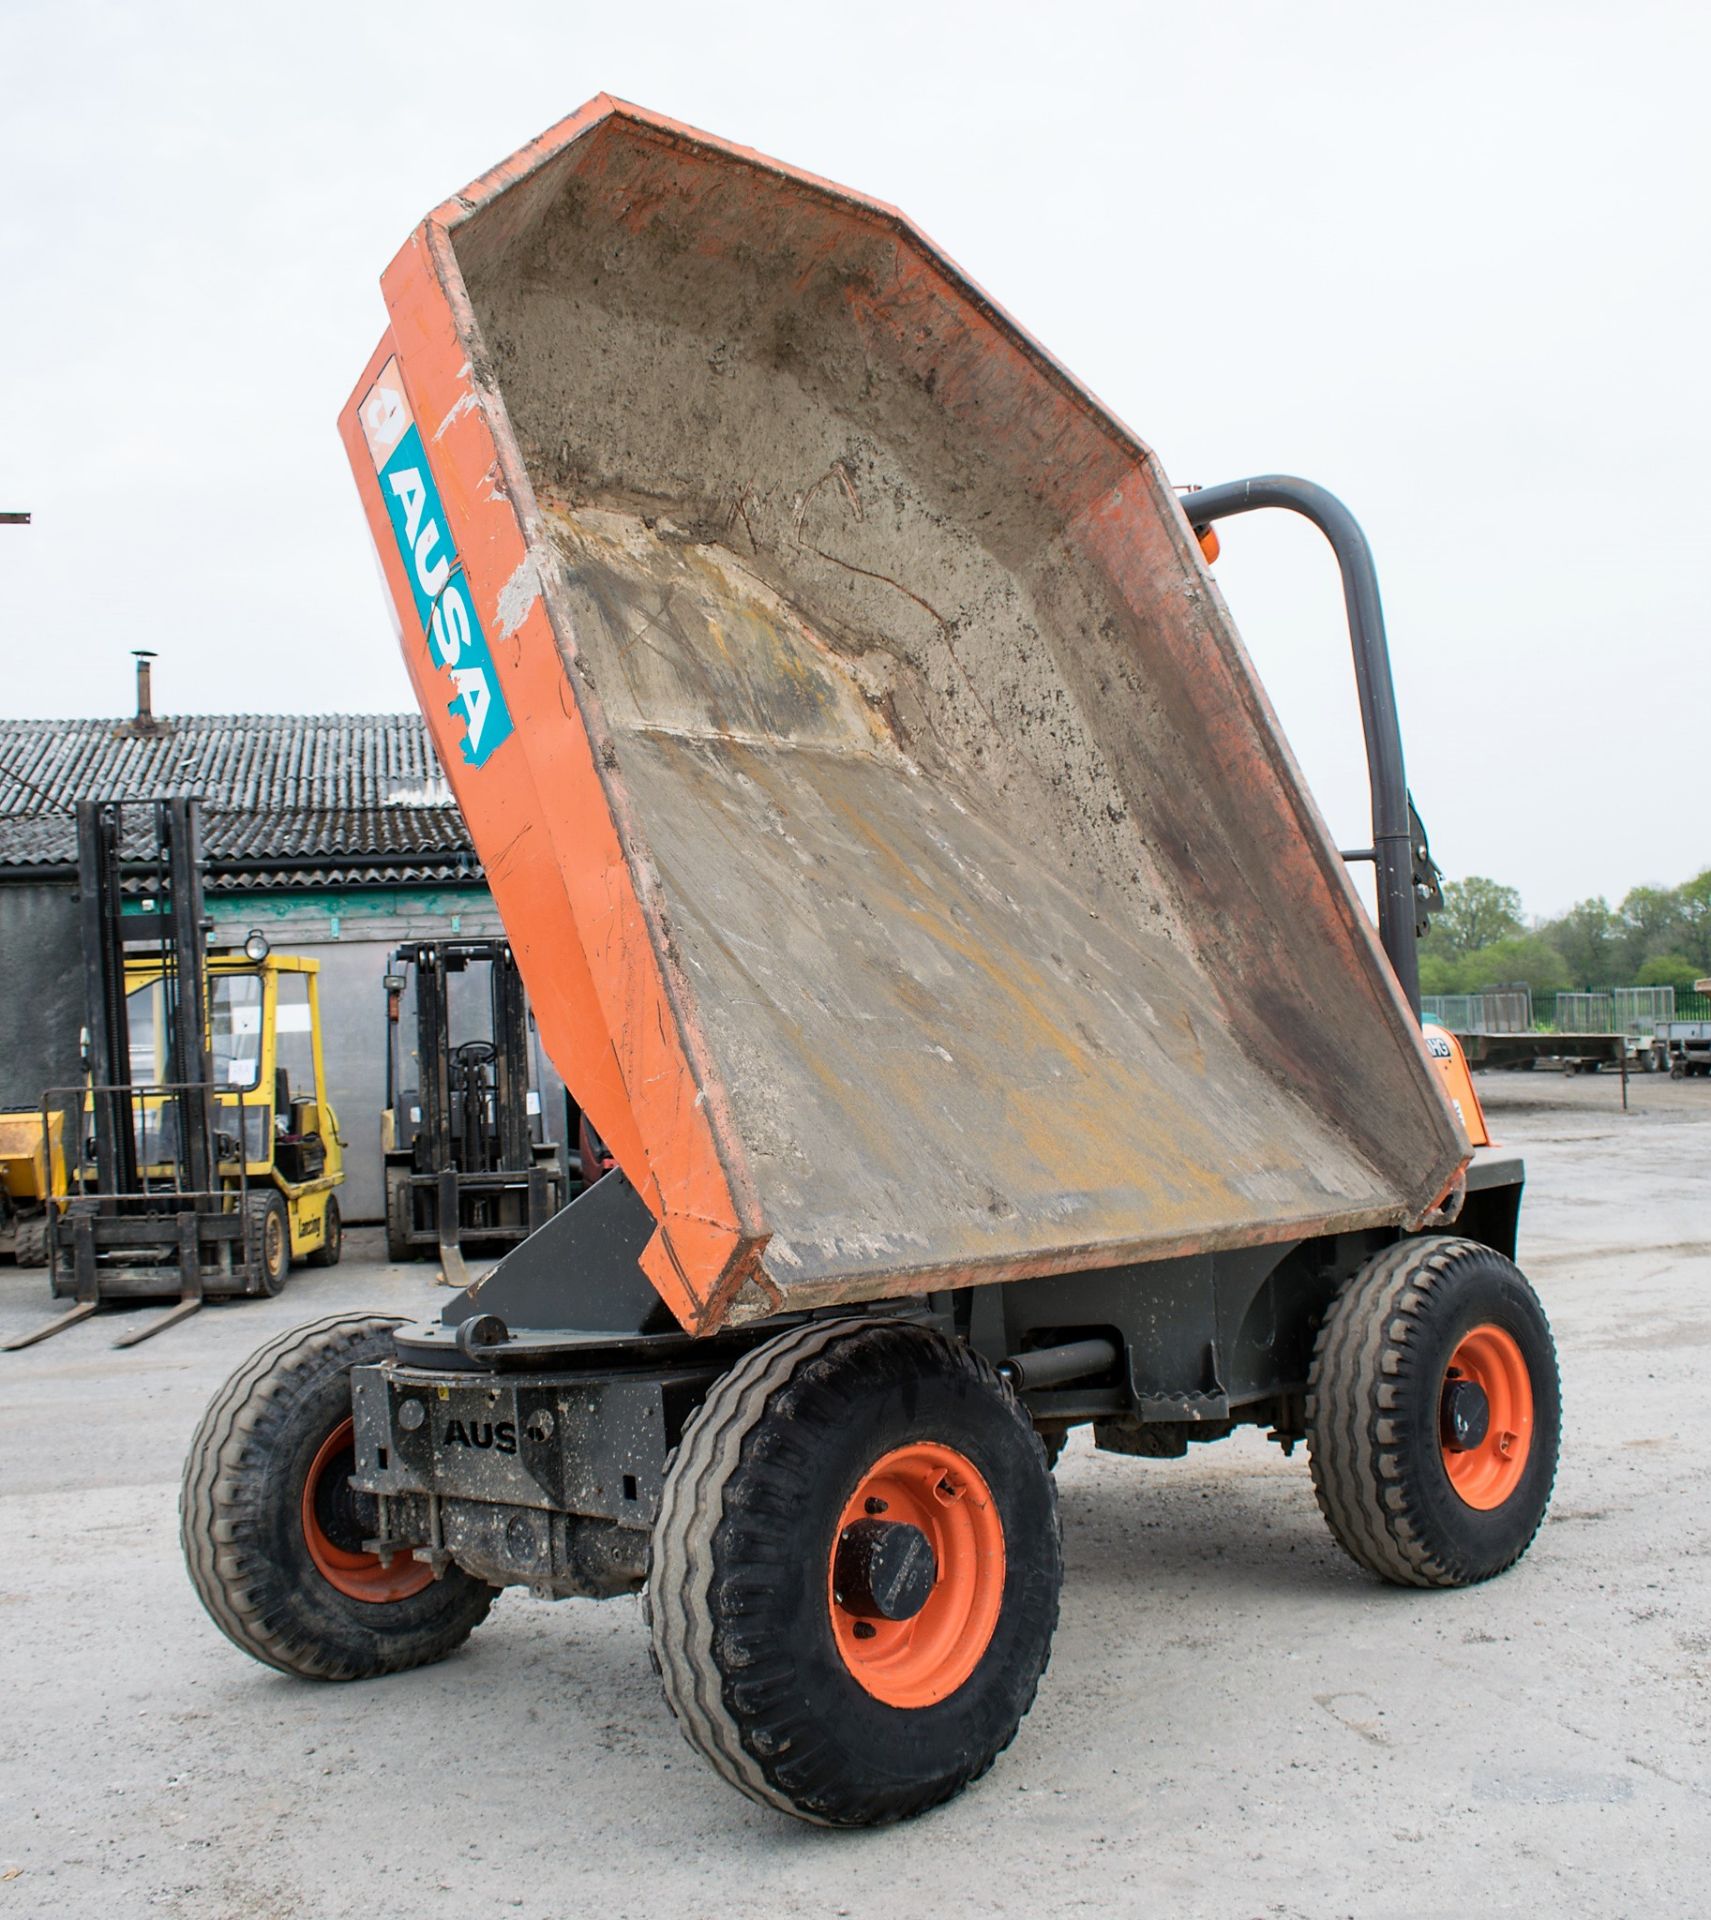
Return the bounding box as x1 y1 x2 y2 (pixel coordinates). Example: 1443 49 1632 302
1 1072 1707 1918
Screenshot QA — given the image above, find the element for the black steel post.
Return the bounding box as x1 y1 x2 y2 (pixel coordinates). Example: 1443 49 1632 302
1180 475 1421 1015
414 946 454 1183
160 799 215 1196
492 944 533 1177
75 800 137 1198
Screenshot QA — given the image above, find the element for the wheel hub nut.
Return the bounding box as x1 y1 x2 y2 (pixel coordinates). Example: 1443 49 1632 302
1440 1377 1491 1453
833 1518 938 1622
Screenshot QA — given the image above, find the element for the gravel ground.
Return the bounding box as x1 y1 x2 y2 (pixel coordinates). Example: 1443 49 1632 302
1 1070 1706 1918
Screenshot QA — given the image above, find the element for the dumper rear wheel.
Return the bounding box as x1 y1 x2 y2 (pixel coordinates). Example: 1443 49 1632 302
648 1318 1060 1826
181 1313 496 1680
1306 1236 1560 1588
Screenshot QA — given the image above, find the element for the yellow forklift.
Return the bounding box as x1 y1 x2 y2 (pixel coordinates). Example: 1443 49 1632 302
4 797 345 1351
0 1109 65 1267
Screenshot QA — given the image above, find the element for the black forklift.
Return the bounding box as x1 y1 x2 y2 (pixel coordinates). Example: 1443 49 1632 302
381 940 567 1285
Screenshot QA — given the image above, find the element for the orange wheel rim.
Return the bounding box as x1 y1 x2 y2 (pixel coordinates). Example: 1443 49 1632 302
1440 1324 1534 1510
828 1441 1005 1708
301 1418 434 1603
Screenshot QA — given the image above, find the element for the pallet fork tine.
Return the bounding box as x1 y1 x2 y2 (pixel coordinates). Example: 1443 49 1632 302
111 1297 205 1348
435 1165 472 1289
1 1300 101 1352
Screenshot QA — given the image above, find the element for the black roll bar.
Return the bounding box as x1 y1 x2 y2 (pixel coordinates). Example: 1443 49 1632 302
1182 475 1421 1016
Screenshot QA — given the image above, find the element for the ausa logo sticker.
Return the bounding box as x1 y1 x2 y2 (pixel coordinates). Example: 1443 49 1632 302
443 1417 518 1456
359 360 515 768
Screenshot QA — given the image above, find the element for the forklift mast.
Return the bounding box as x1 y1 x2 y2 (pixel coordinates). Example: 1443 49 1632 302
7 796 274 1350
76 796 215 1204
403 941 533 1178
383 940 566 1278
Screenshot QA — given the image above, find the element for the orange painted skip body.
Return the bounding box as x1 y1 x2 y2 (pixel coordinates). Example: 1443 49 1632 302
339 326 762 1337
339 97 1470 1338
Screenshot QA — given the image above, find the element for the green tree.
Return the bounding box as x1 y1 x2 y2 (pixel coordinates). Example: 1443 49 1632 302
1543 896 1616 988
1617 884 1686 977
1677 869 1711 971
1457 935 1571 996
1636 953 1702 993
1418 952 1466 997
1428 876 1523 958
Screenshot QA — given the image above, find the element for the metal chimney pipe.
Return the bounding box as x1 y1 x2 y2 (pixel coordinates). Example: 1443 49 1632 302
132 650 157 724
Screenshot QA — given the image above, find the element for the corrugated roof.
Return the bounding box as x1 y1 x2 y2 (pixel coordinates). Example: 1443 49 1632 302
0 714 479 889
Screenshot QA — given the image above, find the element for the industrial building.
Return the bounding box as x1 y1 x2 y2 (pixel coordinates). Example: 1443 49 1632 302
0 699 533 1222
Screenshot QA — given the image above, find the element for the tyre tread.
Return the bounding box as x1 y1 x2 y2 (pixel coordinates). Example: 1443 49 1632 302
1306 1236 1559 1588
648 1316 1059 1825
180 1311 494 1679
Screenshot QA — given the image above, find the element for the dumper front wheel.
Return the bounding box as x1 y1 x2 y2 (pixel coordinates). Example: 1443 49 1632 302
1307 1236 1560 1588
648 1318 1060 1826
181 1313 496 1680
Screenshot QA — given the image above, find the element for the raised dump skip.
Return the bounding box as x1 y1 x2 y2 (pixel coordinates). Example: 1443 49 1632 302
341 97 1466 1335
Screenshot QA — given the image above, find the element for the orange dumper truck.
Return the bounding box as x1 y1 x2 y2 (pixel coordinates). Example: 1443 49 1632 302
181 98 1557 1826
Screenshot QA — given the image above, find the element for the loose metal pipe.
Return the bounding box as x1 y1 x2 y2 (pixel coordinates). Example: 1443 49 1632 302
1181 476 1421 1016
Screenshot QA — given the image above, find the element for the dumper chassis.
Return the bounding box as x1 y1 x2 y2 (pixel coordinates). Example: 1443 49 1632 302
185 1162 1554 1824
181 101 1561 1829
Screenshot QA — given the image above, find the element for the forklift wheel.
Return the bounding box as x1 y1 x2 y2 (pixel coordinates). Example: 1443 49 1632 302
385 1172 413 1263
247 1191 291 1295
648 1318 1061 1826
181 1313 496 1680
1306 1236 1560 1588
306 1197 343 1268
13 1219 47 1267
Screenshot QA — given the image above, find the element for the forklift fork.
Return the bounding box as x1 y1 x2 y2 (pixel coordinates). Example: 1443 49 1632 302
435 1165 472 1290
112 1214 207 1346
1 1301 101 1352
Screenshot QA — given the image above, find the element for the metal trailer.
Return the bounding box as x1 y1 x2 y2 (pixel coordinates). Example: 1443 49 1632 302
1455 1028 1642 1095
5 799 346 1350
381 939 567 1285
1656 1019 1711 1077
181 100 1560 1827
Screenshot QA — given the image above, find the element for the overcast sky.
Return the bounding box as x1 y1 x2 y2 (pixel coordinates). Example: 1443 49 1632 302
4 0 1705 919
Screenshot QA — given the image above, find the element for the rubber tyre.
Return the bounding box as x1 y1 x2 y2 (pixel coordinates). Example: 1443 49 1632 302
245 1190 290 1296
181 1313 496 1680
1307 1235 1560 1589
13 1217 47 1267
384 1172 413 1263
306 1196 342 1268
648 1317 1061 1827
